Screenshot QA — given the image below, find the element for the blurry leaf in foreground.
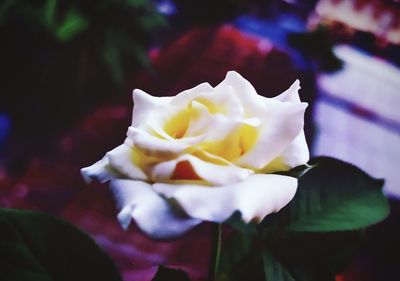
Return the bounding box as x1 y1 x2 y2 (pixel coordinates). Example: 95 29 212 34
55 8 88 42
151 265 191 281
262 250 296 281
43 0 57 27
0 208 122 281
0 0 15 23
218 229 254 281
225 211 257 236
273 157 389 232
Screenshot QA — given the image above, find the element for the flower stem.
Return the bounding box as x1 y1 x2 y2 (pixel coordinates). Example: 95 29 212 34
208 223 222 281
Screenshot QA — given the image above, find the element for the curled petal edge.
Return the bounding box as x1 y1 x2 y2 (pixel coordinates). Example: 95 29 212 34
153 173 298 224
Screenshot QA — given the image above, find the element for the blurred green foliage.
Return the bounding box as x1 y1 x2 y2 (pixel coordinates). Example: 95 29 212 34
0 0 166 141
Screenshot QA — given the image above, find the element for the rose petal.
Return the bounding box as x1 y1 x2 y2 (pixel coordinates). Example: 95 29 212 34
273 79 301 103
81 144 147 182
81 157 114 183
262 131 309 173
216 71 265 115
153 174 297 223
151 154 254 186
266 79 309 171
236 100 308 169
189 84 244 118
111 179 201 239
236 79 308 170
107 143 148 180
132 89 172 127
184 101 251 143
170 82 214 107
280 130 309 167
127 127 195 158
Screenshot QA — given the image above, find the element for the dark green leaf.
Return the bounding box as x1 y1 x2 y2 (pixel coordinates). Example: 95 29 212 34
276 163 315 179
0 0 15 23
225 211 257 236
0 208 122 281
217 225 268 281
43 0 57 26
218 231 254 280
102 31 124 86
55 8 88 42
151 266 191 281
219 252 265 281
273 157 389 232
268 231 364 276
262 250 296 281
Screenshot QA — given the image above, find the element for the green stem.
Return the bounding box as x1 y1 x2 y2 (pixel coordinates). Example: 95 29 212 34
208 223 222 281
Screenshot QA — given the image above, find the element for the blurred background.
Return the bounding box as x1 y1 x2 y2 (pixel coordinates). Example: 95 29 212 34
0 0 399 280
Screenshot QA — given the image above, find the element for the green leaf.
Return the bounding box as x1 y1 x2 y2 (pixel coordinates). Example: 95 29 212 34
276 163 316 179
262 251 296 281
0 0 15 24
218 224 268 281
219 252 265 281
268 231 364 278
102 30 124 86
274 157 389 232
55 8 88 42
151 266 191 281
225 211 258 236
43 0 57 26
0 208 122 281
218 231 254 280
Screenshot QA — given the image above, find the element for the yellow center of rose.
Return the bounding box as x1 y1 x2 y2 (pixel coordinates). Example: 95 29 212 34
162 99 259 164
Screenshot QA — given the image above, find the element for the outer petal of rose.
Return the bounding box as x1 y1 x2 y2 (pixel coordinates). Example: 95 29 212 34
153 174 297 223
216 71 265 115
235 101 308 169
262 130 309 173
273 79 301 103
219 73 308 170
110 179 201 239
81 157 114 183
261 80 309 171
170 82 214 107
281 131 309 167
174 83 243 118
151 154 254 186
131 89 172 127
107 143 148 180
81 144 147 182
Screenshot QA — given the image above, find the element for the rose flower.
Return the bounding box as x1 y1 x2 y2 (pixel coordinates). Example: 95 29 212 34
82 71 309 239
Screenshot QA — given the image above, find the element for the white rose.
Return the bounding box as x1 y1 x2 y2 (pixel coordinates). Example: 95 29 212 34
81 71 309 239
